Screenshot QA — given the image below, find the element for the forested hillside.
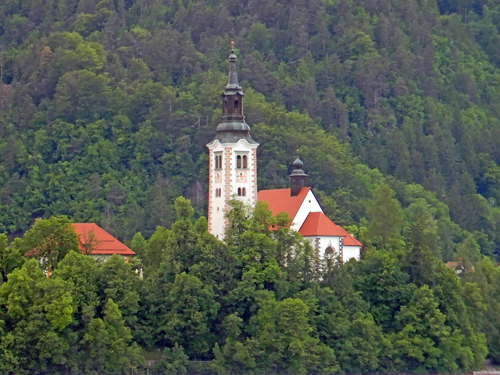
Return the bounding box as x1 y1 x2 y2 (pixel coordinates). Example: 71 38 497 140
3 0 500 261
5 0 500 372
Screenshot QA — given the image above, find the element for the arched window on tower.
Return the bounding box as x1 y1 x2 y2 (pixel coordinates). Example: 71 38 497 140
242 187 246 196
234 100 239 109
237 188 242 196
215 153 222 170
236 155 242 168
243 155 248 168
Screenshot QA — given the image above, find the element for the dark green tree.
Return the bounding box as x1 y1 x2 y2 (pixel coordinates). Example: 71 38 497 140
160 272 220 358
97 254 140 330
248 296 338 375
82 298 142 374
154 343 190 375
404 199 440 286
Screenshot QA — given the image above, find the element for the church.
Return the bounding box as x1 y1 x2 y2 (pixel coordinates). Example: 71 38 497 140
206 46 361 262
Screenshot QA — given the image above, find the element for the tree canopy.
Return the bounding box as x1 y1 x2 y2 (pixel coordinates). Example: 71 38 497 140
0 199 494 373
2 0 500 372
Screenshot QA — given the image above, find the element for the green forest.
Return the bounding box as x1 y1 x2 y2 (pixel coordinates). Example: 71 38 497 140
3 0 500 372
0 201 497 374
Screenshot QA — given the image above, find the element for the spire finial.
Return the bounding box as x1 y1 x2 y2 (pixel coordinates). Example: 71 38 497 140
226 41 239 88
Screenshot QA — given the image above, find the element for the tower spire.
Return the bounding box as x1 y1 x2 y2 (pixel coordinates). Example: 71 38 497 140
216 43 255 143
206 45 259 239
226 41 239 89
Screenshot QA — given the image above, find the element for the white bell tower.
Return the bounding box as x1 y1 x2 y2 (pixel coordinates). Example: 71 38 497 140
206 44 259 239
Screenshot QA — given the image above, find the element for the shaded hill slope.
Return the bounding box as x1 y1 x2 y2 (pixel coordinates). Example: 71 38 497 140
2 0 500 259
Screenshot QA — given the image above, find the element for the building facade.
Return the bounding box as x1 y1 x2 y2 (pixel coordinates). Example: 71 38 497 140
206 46 259 239
207 47 362 261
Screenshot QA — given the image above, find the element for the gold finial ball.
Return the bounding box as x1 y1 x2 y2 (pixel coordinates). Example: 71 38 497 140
231 41 235 49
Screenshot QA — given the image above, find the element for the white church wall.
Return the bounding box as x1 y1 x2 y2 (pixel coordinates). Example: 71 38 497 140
304 236 360 262
291 190 323 231
207 140 225 239
343 246 361 261
303 236 342 260
90 254 130 262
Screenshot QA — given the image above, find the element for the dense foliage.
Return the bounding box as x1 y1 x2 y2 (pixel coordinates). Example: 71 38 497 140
3 0 500 262
0 201 497 374
3 0 500 372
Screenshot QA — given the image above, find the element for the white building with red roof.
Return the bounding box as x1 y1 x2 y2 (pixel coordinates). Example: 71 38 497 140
207 46 361 261
258 187 321 232
257 165 361 262
72 223 135 261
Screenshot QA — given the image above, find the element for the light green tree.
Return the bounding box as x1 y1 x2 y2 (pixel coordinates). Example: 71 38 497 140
52 250 100 322
0 259 73 374
366 184 404 249
19 216 79 272
130 231 147 259
0 233 24 284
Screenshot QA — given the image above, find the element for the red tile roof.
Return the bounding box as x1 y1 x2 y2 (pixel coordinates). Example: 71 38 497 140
298 212 362 246
333 225 362 246
257 187 310 219
298 212 346 236
258 187 362 247
446 261 460 269
342 232 362 246
72 223 135 256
